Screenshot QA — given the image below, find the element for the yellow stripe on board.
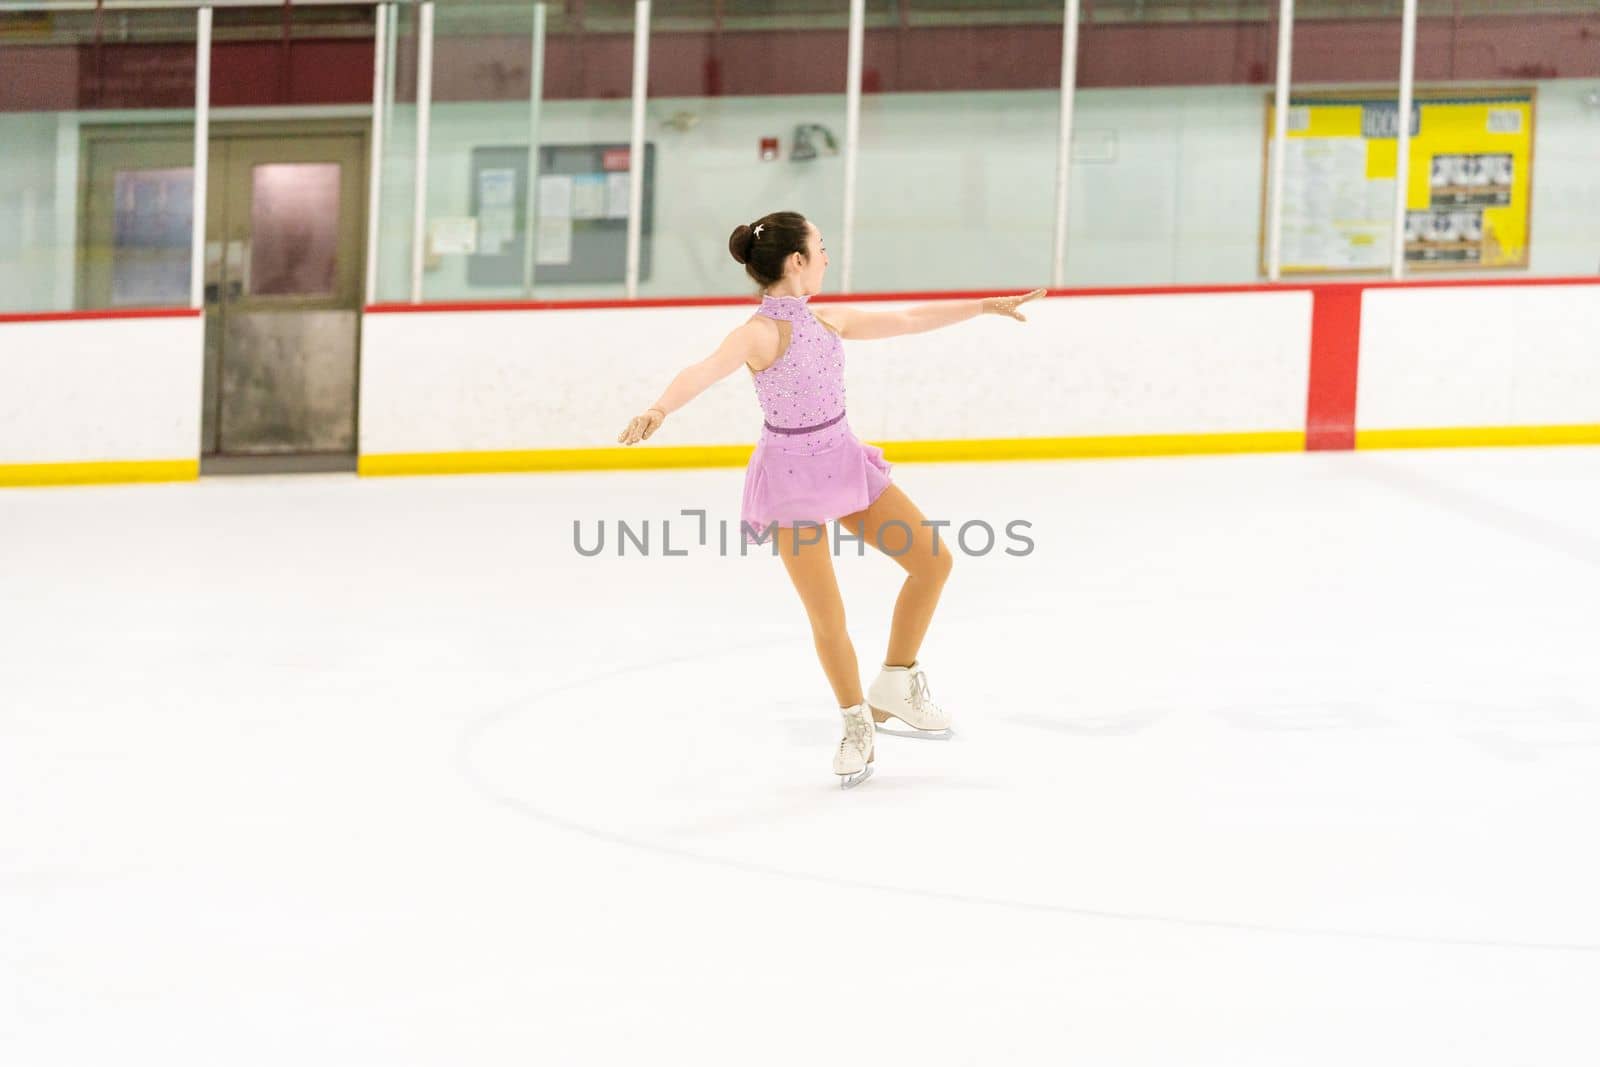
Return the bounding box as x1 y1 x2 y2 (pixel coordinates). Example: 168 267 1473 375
0 459 198 488
359 431 1306 477
17 428 1594 487
1357 425 1600 450
881 432 1304 463
359 445 757 477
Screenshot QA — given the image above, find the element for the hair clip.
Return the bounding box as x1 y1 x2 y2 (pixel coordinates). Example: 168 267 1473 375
753 224 765 238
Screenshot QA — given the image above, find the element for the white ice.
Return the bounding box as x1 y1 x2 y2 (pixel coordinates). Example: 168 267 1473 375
2 446 1598 1065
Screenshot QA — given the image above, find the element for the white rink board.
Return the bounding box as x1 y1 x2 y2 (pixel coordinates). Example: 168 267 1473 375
358 290 1315 455
1358 283 1600 430
0 315 203 464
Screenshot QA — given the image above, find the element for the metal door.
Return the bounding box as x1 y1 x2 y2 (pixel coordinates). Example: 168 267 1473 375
203 124 366 461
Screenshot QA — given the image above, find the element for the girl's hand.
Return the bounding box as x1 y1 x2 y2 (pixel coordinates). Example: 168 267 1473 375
617 407 665 445
981 287 1046 322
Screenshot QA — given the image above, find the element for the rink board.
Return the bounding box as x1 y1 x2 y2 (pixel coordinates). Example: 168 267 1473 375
357 279 1600 476
0 310 202 486
357 289 1315 473
1356 282 1600 446
4 281 1600 487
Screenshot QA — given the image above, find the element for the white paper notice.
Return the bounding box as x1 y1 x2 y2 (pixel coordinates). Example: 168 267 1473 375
1279 137 1390 270
477 167 516 254
429 216 478 255
606 172 630 219
538 174 573 219
536 216 572 266
572 174 606 219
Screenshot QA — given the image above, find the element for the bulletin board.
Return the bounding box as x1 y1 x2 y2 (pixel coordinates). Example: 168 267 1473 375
1259 88 1535 275
466 142 655 288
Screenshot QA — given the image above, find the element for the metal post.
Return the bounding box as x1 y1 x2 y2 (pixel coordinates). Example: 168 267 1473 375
363 3 388 306
1266 0 1294 281
523 2 546 297
1050 0 1080 288
189 5 211 309
410 1 434 303
1391 0 1419 279
625 1 650 299
841 0 864 293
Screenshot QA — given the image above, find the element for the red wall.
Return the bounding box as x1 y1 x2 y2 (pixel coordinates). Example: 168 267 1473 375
1 14 1594 112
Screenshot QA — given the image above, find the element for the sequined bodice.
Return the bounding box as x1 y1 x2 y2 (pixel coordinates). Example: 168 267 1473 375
749 293 845 431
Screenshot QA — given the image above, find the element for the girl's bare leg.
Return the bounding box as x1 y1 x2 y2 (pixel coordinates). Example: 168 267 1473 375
837 484 954 668
775 524 863 707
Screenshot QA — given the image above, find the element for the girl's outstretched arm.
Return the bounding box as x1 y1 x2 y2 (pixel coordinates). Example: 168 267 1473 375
817 287 1046 341
617 319 766 445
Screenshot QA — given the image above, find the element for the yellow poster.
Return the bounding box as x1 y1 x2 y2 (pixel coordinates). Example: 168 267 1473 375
1261 88 1534 274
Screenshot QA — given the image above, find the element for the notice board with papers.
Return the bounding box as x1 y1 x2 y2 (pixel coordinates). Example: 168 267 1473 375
467 141 656 287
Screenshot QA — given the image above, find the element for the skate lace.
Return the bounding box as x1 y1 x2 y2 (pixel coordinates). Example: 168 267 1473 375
909 669 933 714
839 709 871 755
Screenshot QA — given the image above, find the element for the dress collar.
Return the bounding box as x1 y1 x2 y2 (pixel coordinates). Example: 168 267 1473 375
760 292 811 304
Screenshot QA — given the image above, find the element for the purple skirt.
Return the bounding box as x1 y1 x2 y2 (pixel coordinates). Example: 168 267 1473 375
740 417 893 545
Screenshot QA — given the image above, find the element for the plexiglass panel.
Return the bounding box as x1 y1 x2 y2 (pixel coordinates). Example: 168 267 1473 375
1271 4 1403 278
850 0 1061 293
1068 1 1281 286
373 1 422 302
1413 2 1600 278
410 2 640 302
0 8 197 312
644 1 850 298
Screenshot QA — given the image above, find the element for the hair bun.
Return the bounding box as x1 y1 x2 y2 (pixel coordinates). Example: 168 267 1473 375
728 224 754 265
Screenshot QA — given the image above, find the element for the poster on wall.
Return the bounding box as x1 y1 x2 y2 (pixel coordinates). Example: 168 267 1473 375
1260 88 1534 275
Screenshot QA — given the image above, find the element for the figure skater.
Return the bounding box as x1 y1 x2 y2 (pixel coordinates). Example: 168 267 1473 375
617 210 1042 788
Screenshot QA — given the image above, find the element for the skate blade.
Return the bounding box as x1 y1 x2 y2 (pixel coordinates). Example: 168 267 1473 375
838 764 875 790
874 723 954 741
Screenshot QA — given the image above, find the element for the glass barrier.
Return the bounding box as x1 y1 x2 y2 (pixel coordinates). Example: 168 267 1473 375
1413 3 1600 278
642 1 851 298
36 1 1584 309
0 8 198 313
1067 0 1282 286
402 0 640 302
851 0 1062 292
1271 4 1403 279
211 4 376 109
372 1 420 302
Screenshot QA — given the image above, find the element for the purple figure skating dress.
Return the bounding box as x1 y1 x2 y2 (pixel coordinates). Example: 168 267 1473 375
741 292 893 545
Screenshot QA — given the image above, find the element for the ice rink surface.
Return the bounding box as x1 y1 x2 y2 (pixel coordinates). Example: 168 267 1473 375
3 446 1598 1065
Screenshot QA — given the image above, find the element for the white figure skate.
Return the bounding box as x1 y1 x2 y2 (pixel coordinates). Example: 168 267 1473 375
833 702 876 789
867 661 954 740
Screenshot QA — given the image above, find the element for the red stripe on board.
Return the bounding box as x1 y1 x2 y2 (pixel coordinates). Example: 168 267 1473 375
364 284 1289 315
0 307 200 325
1306 286 1363 452
366 296 767 314
1355 276 1600 291
364 276 1600 315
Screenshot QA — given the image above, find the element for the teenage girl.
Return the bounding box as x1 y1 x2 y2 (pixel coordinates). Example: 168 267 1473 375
618 210 1042 787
